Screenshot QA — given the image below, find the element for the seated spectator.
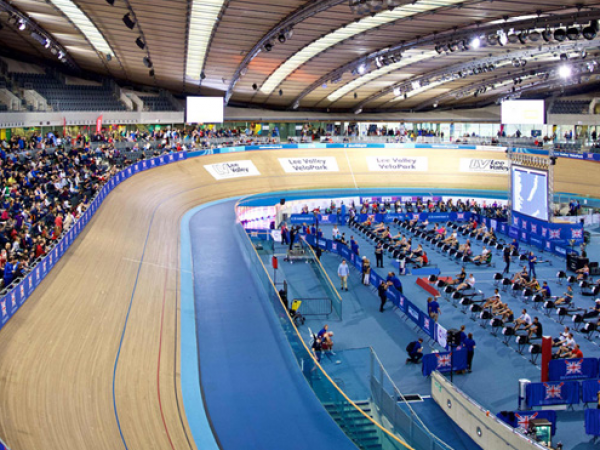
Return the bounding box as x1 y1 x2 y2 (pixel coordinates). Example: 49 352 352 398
457 273 475 291
472 246 490 263
514 308 532 331
577 264 590 281
555 286 573 306
406 338 424 364
554 333 577 358
447 267 467 286
524 316 543 339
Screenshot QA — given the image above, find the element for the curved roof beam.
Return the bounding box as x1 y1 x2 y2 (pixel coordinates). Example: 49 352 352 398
224 0 348 102
415 55 600 109
292 9 600 108
259 0 467 96
352 39 600 112
0 0 79 70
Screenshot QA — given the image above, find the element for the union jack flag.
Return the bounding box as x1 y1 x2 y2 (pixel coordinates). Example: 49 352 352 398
549 229 561 239
424 318 430 331
571 229 583 239
531 224 537 234
542 227 548 237
515 412 537 430
566 359 583 375
522 220 527 230
1 301 5 317
12 293 17 308
544 382 564 399
436 353 452 368
513 217 519 227
457 213 464 220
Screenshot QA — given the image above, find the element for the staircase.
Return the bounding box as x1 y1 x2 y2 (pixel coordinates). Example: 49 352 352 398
323 400 383 450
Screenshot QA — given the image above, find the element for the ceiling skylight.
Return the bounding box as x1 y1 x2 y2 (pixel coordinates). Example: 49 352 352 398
48 0 113 57
326 50 437 102
186 0 226 79
260 0 464 94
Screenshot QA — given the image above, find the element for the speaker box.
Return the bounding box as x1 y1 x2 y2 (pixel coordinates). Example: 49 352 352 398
280 198 286 205
447 328 461 347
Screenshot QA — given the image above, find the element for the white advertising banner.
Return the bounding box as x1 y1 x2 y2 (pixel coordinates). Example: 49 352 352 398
459 158 509 174
436 323 447 348
204 160 261 180
366 156 428 171
278 157 339 173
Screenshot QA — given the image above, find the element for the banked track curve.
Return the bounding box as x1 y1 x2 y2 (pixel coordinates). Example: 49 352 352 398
0 148 508 450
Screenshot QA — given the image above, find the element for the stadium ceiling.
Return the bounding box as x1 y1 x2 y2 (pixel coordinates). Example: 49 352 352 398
1 0 600 112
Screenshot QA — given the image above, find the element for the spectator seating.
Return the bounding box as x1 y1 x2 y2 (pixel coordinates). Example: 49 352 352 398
550 100 590 115
12 71 126 111
139 95 177 111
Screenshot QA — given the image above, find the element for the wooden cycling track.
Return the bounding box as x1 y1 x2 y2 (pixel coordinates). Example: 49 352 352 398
0 147 533 450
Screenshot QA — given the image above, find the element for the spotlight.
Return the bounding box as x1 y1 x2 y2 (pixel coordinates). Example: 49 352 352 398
458 39 468 51
581 50 587 59
433 102 438 108
528 31 540 42
375 56 383 68
507 33 519 44
487 34 498 46
559 64 571 78
582 21 598 40
149 69 154 77
106 53 112 62
106 0 115 4
143 56 152 68
448 42 458 52
554 28 567 42
200 72 206 80
292 101 299 110
518 32 528 45
278 32 286 43
18 20 26 31
542 29 553 42
123 13 135 30
559 53 568 61
354 108 363 115
498 30 508 46
264 42 273 52
520 58 527 67
512 58 520 68
566 26 579 40
435 45 444 54
393 87 401 96
354 92 358 99
470 36 481 49
44 38 51 49
252 83 258 90
135 37 145 49
358 63 367 74
279 89 283 96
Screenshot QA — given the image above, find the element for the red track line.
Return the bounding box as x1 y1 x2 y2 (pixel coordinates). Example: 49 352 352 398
157 248 176 450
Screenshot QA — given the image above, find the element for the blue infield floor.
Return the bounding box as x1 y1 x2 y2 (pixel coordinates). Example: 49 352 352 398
187 200 358 450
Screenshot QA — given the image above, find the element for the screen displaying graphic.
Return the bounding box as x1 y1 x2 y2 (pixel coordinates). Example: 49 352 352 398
186 96 224 123
501 100 545 125
511 166 548 220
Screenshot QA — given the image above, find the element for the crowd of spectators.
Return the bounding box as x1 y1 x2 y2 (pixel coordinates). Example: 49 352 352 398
0 131 183 293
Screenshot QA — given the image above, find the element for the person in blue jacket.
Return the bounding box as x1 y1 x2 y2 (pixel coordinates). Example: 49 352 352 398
463 333 476 372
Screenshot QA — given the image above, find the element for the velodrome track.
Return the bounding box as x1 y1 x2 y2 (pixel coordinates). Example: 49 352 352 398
0 147 576 450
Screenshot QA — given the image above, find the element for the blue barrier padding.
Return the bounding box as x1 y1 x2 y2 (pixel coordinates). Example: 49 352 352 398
585 409 600 436
496 410 557 435
422 349 468 376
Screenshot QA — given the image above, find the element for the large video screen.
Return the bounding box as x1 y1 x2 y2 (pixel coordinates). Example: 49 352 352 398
186 96 224 123
511 166 548 220
501 100 545 125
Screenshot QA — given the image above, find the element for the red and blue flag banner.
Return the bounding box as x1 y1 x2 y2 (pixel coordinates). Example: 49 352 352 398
526 381 579 407
422 349 468 377
549 358 598 381
585 409 600 437
496 410 557 435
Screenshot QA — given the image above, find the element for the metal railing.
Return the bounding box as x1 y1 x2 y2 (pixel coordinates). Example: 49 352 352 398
370 349 454 450
234 198 414 450
293 297 333 317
